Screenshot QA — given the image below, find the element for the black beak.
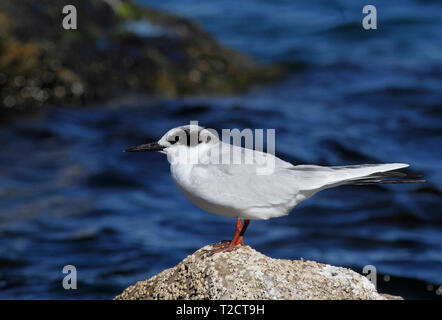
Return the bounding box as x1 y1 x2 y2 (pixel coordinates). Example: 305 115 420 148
123 142 165 152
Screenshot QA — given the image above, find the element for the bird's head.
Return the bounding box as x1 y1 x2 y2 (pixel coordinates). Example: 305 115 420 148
124 125 219 157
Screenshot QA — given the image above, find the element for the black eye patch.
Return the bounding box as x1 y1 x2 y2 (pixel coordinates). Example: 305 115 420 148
168 128 207 146
183 128 203 146
168 135 180 145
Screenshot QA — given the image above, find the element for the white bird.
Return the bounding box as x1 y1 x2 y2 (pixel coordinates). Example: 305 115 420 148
124 124 423 253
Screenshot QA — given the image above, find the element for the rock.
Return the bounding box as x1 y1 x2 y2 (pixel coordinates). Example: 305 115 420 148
115 244 402 300
0 0 287 115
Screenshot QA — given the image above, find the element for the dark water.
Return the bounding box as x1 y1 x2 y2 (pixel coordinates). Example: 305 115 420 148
1 0 441 299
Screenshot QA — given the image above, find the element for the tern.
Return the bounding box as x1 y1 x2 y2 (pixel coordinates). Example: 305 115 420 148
124 124 423 253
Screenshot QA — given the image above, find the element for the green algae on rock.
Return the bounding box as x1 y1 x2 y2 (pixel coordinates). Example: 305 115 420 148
0 0 287 114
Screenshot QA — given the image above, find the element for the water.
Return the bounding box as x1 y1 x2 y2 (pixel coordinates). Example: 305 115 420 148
0 0 441 299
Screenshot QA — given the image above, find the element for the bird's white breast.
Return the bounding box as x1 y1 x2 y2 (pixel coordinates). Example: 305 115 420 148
170 161 300 220
170 163 241 218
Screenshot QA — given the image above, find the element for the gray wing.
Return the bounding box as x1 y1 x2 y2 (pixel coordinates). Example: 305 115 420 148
190 143 414 219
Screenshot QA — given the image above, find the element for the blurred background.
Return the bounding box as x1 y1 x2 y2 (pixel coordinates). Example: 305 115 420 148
0 0 441 299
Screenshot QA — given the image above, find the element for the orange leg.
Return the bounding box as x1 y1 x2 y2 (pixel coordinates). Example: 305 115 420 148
210 218 250 254
237 219 250 245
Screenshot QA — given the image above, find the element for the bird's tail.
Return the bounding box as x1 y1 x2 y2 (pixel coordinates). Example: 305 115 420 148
289 163 424 192
329 164 425 186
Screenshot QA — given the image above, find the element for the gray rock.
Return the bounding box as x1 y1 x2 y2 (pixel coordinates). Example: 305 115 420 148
115 244 402 300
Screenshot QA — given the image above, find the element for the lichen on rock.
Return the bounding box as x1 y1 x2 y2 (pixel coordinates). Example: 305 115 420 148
115 244 402 300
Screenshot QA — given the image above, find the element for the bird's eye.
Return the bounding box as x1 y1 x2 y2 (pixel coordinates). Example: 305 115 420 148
168 136 179 145
198 134 212 144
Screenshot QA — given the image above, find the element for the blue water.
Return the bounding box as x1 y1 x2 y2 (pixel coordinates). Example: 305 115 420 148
0 0 441 299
